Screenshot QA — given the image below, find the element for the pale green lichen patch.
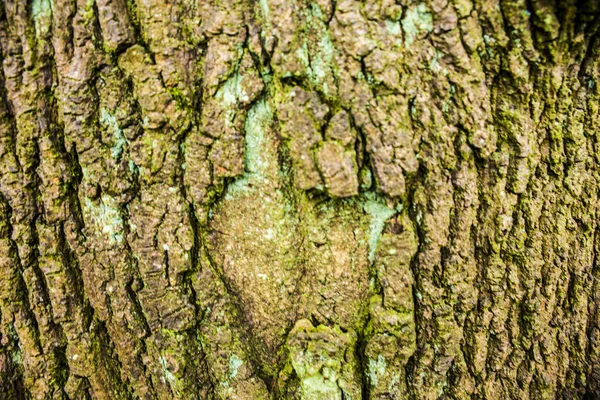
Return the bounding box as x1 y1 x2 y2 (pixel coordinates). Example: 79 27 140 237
226 100 272 197
100 108 128 160
296 43 312 76
84 195 124 244
32 0 53 36
259 0 270 23
300 4 337 95
368 354 386 387
401 3 433 47
385 20 401 36
128 160 139 174
228 354 243 379
81 166 91 181
299 374 341 400
286 320 361 400
429 50 447 74
311 34 335 83
359 193 397 262
215 71 251 128
159 355 176 384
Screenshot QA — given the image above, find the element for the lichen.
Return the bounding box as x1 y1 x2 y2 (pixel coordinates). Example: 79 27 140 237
368 354 386 387
359 193 397 262
31 0 53 35
311 34 335 83
84 195 124 244
259 0 270 22
159 355 176 384
216 73 249 109
226 100 272 196
298 374 341 400
100 108 128 160
304 4 337 95
429 50 444 74
286 320 361 399
385 20 401 36
128 160 139 173
401 3 433 47
228 354 243 379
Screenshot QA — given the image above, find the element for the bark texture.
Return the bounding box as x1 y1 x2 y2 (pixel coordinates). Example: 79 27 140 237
1 0 600 398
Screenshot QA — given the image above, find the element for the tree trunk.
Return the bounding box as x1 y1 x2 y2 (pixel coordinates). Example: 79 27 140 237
1 0 600 398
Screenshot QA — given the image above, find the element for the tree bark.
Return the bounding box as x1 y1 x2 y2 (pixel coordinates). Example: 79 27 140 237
1 0 600 398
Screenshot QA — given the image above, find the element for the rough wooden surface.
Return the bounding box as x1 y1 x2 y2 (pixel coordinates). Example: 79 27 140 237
1 0 600 398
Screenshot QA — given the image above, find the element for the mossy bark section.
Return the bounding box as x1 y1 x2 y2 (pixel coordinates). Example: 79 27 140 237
1 0 600 398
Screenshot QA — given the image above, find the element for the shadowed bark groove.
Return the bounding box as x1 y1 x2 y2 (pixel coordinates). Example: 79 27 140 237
2 0 600 399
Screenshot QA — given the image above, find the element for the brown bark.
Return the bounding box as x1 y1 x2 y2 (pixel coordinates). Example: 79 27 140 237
1 0 600 398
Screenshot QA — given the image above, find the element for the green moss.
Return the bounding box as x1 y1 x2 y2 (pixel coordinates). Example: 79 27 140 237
357 166 372 191
11 348 23 365
168 86 191 109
